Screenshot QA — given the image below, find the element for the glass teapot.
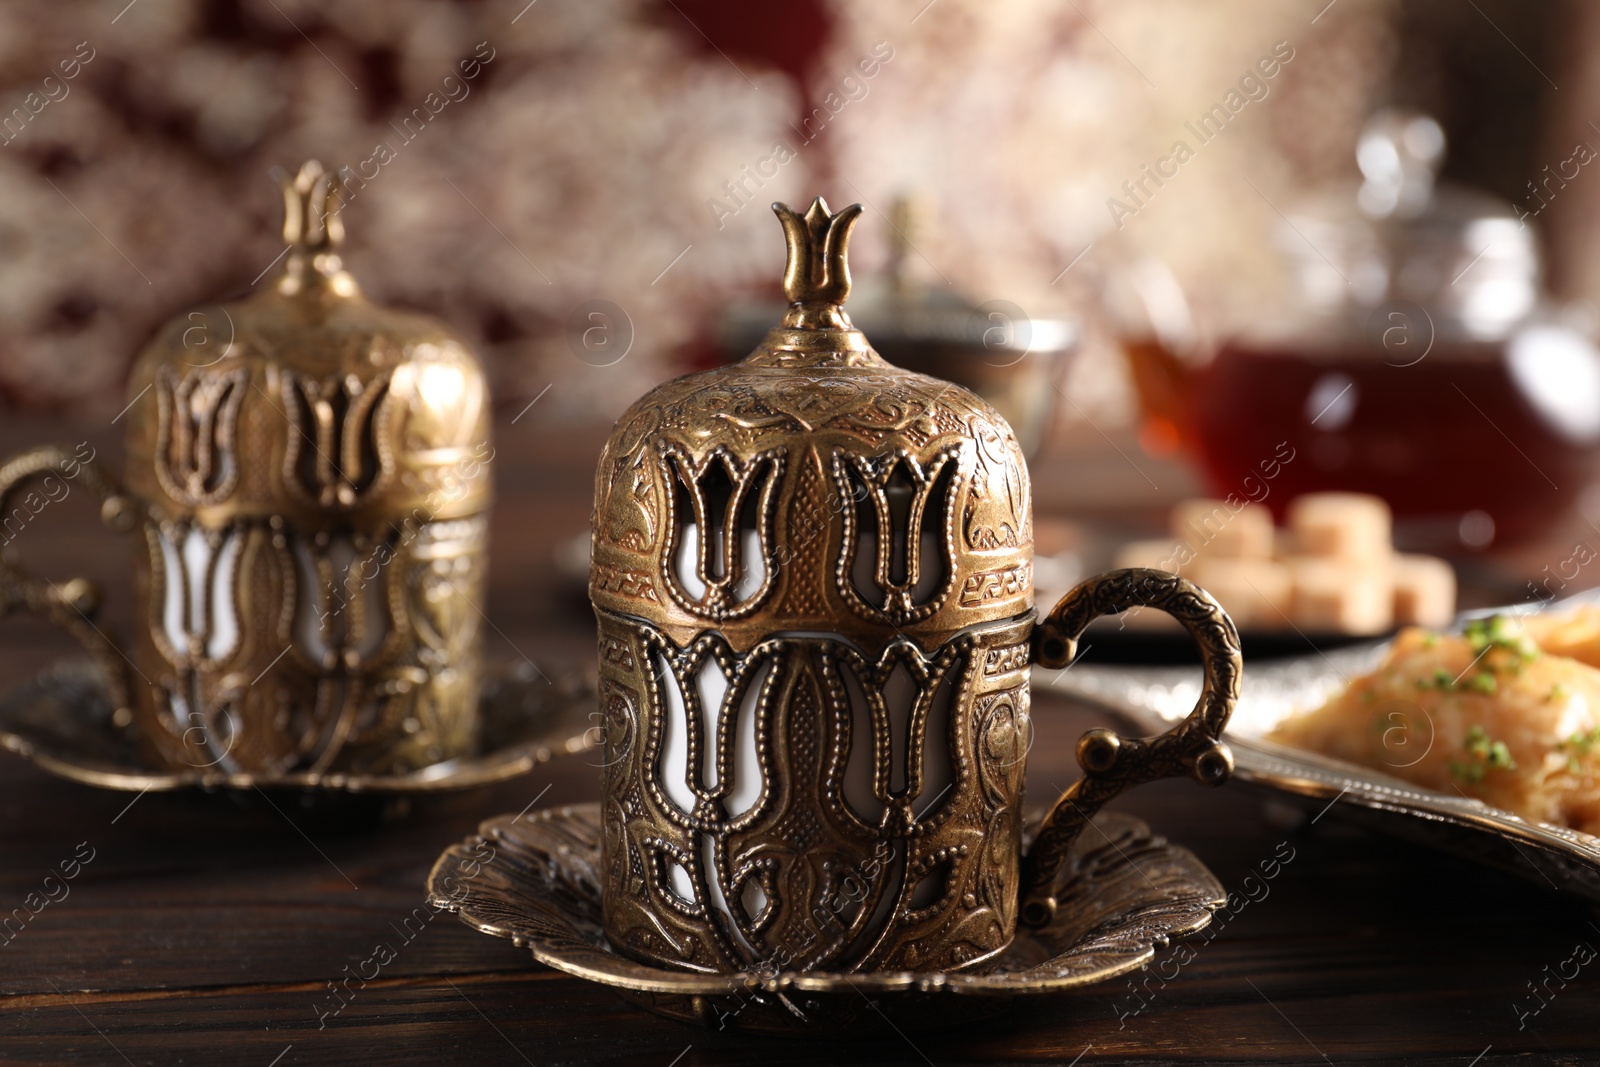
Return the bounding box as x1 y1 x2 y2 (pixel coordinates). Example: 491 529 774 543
1117 110 1600 548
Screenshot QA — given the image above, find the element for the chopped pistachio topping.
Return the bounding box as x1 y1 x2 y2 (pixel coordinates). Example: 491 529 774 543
1417 668 1456 691
1463 615 1540 669
1450 724 1516 784
1560 726 1600 754
1560 727 1600 776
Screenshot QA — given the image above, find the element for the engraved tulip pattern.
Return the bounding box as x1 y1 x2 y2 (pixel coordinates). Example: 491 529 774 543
600 612 1027 975
659 445 784 620
131 353 488 775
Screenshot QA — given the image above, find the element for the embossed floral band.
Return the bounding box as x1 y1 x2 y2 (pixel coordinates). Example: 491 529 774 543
589 198 1242 977
0 162 493 777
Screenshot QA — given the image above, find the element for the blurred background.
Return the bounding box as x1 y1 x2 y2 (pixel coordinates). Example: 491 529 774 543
0 0 1577 413
5 0 1600 646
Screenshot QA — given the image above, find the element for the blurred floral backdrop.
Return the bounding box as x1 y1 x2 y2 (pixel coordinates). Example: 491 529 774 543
0 0 1474 423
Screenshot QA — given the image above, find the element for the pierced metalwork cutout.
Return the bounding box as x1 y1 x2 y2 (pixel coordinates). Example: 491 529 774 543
286 531 397 674
283 370 393 508
146 518 246 671
830 638 964 835
833 447 961 626
154 365 247 506
659 445 784 621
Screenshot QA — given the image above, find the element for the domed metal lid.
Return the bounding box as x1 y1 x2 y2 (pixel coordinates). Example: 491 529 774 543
592 198 1034 653
122 162 492 530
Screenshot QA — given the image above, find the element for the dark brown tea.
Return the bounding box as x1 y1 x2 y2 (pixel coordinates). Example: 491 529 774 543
1126 332 1598 544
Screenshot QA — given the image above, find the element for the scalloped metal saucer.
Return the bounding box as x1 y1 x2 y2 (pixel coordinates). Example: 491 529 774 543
426 802 1225 1034
0 657 595 797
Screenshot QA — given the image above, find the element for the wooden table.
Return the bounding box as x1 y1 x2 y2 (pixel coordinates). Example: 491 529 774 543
2 415 1597 1066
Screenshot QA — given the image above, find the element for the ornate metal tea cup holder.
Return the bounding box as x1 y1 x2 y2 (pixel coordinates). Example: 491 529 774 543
426 802 1226 1035
0 657 595 802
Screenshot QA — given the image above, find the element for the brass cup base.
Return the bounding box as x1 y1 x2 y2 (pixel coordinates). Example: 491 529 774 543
0 657 594 803
427 802 1226 1035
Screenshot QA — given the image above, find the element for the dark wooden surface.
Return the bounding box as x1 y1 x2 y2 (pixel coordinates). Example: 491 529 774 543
2 415 1599 1066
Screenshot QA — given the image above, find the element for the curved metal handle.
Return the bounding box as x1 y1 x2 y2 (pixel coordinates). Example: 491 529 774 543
1020 567 1241 927
0 445 138 723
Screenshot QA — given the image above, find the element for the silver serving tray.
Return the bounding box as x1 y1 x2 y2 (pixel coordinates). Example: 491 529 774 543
1041 590 1600 900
